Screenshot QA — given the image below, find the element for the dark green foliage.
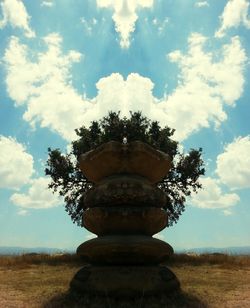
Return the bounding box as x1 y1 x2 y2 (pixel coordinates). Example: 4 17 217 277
72 112 178 159
45 111 205 227
158 148 204 225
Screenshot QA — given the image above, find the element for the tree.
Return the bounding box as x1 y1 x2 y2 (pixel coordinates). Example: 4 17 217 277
45 111 205 227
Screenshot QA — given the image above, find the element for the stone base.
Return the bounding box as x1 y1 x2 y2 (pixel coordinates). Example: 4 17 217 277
77 235 173 265
83 207 168 236
70 265 180 297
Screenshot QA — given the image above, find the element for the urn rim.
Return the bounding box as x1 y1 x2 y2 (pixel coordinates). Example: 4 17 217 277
79 140 172 183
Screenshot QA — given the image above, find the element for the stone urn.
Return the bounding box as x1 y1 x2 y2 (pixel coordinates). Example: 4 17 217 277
70 141 180 297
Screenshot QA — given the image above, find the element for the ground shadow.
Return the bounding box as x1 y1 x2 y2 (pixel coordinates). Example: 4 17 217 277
43 289 208 308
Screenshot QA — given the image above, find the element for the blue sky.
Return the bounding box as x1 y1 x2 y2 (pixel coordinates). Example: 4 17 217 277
0 0 250 250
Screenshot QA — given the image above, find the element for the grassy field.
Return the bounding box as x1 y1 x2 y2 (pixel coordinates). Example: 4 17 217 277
0 254 249 307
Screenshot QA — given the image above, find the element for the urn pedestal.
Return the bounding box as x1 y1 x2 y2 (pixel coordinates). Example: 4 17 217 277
70 141 180 297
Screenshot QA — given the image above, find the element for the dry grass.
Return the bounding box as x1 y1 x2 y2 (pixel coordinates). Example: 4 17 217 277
0 253 82 268
0 253 249 307
168 253 250 268
1 252 249 268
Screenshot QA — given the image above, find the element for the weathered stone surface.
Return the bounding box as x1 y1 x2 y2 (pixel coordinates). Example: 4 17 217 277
79 141 171 184
77 235 173 265
70 265 180 297
70 140 180 297
84 175 166 208
83 206 168 236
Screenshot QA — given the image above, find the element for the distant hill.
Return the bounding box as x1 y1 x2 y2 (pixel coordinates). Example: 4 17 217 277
176 246 250 255
0 245 249 256
0 246 73 255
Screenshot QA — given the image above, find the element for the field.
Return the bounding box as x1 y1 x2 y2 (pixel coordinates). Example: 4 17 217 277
0 254 249 307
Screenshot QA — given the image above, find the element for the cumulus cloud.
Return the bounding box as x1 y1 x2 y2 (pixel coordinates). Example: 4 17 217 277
96 0 154 48
191 177 240 210
4 33 90 141
216 136 250 189
81 73 165 126
215 0 250 37
195 1 209 8
164 33 246 140
192 136 250 213
0 136 34 190
0 0 35 38
73 31 247 141
4 33 247 143
10 177 61 209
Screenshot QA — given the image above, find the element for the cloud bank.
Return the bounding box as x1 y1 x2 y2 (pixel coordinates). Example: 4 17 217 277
165 33 246 140
4 33 91 141
79 32 247 141
4 33 247 143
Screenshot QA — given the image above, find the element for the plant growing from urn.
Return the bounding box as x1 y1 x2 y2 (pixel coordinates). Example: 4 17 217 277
45 111 205 299
45 111 205 228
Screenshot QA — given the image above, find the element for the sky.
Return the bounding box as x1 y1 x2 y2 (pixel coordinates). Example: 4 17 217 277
0 0 250 251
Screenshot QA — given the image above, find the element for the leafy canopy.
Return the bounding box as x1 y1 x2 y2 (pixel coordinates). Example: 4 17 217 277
45 112 205 226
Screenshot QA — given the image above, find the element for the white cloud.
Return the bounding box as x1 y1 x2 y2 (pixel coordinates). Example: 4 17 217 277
195 1 209 8
164 33 247 140
0 136 34 190
216 136 250 189
96 0 154 48
10 177 61 209
41 1 54 7
192 136 250 212
4 34 91 141
76 32 246 141
191 177 240 209
82 73 165 126
4 32 247 143
0 0 35 38
215 0 250 38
